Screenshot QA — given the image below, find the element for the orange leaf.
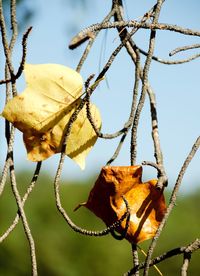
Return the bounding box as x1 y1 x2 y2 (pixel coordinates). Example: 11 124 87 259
84 166 166 243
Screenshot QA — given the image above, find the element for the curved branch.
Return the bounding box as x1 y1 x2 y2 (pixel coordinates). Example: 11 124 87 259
181 252 191 276
137 45 200 64
130 0 164 169
0 26 32 85
125 239 200 275
55 168 130 237
169 43 200 56
69 20 200 49
76 7 116 72
143 136 200 275
0 162 42 242
9 161 38 275
9 0 18 52
112 0 167 189
111 198 131 240
0 126 15 196
0 1 15 79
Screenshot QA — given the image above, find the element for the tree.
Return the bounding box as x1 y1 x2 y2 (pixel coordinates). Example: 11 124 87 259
0 0 200 275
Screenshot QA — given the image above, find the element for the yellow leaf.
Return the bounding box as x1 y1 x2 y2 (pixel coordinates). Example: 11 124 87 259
3 64 83 132
2 64 101 169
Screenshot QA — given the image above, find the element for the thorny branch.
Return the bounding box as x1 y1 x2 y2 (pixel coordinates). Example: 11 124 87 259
1 0 200 275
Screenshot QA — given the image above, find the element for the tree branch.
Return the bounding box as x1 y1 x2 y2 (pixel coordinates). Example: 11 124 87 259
143 136 200 275
125 239 200 275
69 20 200 49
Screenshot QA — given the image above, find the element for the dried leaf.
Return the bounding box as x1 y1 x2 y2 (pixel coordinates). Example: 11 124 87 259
83 166 166 243
2 64 101 169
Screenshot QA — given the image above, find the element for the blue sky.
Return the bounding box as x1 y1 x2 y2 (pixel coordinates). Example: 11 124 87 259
0 0 200 193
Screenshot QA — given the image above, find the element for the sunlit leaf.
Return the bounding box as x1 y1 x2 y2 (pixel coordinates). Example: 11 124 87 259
82 166 166 243
2 64 101 169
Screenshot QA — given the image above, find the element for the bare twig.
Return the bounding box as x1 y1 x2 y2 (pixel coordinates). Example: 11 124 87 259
0 1 38 275
0 0 17 197
111 198 131 240
84 43 137 140
106 131 128 165
76 7 116 72
139 0 164 188
9 161 38 276
112 0 167 189
54 83 131 235
0 126 15 196
84 49 140 158
146 85 168 189
142 160 167 189
9 0 18 52
15 26 32 77
137 45 200 64
181 252 191 276
0 162 41 243
143 136 200 275
0 0 15 79
0 26 32 85
115 1 167 274
169 43 200 56
129 49 141 165
130 0 163 166
181 238 200 276
53 73 104 217
131 243 139 276
125 239 200 275
55 165 130 237
69 20 200 49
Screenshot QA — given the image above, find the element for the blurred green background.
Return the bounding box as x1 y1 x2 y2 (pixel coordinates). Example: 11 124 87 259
0 171 199 276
